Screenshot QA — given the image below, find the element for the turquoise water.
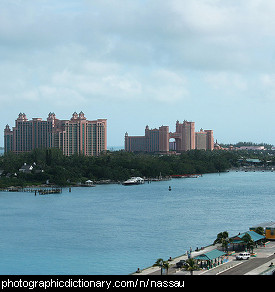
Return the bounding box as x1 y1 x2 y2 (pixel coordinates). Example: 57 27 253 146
0 171 274 275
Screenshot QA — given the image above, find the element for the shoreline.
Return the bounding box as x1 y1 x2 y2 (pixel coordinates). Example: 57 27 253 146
1 168 275 190
132 235 275 276
0 175 172 190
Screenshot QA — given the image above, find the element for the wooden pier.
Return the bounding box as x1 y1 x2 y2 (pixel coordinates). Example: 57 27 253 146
0 186 62 195
37 188 62 195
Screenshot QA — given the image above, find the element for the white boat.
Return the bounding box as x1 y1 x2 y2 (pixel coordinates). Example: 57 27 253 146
122 177 145 185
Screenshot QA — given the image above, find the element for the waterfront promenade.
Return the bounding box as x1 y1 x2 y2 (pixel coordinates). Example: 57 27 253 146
133 241 275 275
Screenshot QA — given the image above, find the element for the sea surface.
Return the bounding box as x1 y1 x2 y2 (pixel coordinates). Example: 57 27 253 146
0 171 274 275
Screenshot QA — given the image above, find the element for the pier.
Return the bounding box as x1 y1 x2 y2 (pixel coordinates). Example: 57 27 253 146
0 186 62 195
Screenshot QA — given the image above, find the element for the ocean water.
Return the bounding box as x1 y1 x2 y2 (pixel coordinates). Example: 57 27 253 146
0 171 274 275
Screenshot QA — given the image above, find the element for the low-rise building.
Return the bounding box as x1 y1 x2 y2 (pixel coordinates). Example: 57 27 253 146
250 222 275 241
19 164 34 173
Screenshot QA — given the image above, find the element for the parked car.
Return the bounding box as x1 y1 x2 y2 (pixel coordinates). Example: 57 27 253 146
176 260 186 268
236 252 250 260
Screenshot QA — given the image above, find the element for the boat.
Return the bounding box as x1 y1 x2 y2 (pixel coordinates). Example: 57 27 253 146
122 177 145 185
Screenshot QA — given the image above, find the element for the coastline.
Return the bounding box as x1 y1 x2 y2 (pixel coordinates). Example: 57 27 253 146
0 148 238 187
0 175 173 190
132 234 275 276
1 167 275 189
1 167 275 190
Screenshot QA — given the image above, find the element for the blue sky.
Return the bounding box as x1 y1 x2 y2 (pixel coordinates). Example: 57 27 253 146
1 0 275 147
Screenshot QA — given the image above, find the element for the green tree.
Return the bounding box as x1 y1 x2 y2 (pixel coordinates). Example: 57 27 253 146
153 258 165 275
241 233 255 253
162 261 170 275
184 258 199 275
221 237 233 253
0 147 241 187
214 231 229 244
255 227 265 236
46 149 52 166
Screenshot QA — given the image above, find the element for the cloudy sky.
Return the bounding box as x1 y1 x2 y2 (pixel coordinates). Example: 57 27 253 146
1 0 275 147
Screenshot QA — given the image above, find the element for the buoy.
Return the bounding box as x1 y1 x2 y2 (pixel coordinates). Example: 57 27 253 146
169 186 171 191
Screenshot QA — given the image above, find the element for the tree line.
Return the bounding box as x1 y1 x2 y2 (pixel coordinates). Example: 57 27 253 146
0 148 240 187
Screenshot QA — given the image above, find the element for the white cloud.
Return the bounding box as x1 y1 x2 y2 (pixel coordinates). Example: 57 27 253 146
260 74 275 87
258 74 275 101
1 0 275 145
145 69 189 102
204 72 247 92
50 65 188 103
39 86 86 106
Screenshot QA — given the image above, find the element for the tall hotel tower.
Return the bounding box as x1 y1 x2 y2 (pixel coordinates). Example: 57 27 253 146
125 120 214 153
4 112 107 156
174 120 195 151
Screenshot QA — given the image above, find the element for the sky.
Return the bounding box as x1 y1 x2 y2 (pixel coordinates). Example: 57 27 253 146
1 0 275 147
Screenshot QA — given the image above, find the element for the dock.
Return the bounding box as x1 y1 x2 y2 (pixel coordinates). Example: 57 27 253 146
0 186 62 195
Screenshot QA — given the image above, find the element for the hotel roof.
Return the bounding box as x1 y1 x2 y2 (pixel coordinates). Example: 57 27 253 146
194 249 226 261
232 230 265 243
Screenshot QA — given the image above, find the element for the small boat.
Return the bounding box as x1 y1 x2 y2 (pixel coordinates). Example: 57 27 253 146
122 177 145 185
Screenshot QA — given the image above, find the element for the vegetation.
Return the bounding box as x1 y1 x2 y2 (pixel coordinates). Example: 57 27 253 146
214 229 267 254
241 233 255 254
162 261 170 275
254 227 265 236
213 231 233 253
213 231 229 244
0 147 253 187
184 258 199 275
153 258 170 275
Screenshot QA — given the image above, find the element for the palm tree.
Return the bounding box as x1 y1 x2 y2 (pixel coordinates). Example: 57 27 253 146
221 237 233 253
184 258 199 275
241 233 254 253
254 227 265 246
153 258 165 275
163 261 170 275
214 231 229 244
255 226 265 236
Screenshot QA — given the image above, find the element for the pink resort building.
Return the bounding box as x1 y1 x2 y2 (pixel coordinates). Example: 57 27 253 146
125 120 214 153
4 112 107 156
195 129 214 151
125 125 169 153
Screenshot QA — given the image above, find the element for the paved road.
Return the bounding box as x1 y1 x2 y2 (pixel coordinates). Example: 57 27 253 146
219 254 275 275
136 241 275 275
